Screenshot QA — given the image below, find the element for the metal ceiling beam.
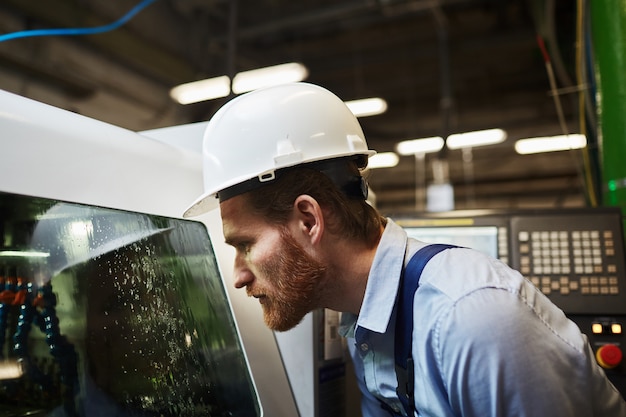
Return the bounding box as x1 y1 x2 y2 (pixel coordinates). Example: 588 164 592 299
0 53 94 98
226 0 476 41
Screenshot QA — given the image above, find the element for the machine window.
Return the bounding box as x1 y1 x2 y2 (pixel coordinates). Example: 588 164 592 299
0 191 259 416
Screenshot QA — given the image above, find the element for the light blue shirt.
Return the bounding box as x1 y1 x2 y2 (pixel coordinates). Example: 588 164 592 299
340 219 626 417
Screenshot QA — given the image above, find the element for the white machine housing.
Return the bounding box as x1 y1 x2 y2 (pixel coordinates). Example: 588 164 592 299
0 89 300 417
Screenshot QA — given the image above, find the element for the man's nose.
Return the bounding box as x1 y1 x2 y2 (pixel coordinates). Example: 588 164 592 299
232 258 254 289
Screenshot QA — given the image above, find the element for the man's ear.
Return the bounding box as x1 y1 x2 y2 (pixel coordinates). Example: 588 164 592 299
292 195 324 245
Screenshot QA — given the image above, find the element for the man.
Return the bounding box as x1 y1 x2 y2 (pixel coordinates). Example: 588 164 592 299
184 82 626 416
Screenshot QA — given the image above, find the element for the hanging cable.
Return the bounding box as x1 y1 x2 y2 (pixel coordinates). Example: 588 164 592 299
536 35 570 136
533 0 600 207
536 28 599 207
0 0 158 43
575 0 599 207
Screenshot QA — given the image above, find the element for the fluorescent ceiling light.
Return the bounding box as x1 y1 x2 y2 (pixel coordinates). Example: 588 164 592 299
368 152 399 169
447 128 507 149
170 63 308 104
345 97 388 117
514 134 587 155
170 76 230 104
232 62 309 94
396 136 444 155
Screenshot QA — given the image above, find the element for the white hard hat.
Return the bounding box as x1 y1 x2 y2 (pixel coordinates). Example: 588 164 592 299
183 82 375 217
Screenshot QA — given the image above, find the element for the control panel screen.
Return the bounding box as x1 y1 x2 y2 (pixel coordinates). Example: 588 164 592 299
404 226 499 259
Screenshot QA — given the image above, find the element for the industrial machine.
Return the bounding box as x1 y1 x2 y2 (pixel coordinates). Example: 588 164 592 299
0 89 300 416
392 207 626 396
274 308 349 417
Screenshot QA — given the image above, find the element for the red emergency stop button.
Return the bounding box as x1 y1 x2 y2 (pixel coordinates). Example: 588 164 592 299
596 344 623 369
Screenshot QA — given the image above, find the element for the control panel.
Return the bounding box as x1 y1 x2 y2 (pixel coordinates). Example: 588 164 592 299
392 207 626 397
510 212 625 315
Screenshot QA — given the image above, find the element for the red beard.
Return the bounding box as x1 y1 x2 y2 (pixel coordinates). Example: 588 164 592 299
250 228 326 332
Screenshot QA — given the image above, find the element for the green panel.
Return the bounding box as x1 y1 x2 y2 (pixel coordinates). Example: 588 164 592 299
591 0 626 211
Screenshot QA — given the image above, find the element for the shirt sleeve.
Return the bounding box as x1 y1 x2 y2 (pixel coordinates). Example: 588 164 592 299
434 286 626 417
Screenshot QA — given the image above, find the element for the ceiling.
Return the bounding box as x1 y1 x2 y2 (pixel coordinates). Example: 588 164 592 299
0 0 591 215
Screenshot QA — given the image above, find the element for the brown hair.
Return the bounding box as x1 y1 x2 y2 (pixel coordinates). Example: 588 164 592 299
243 163 385 248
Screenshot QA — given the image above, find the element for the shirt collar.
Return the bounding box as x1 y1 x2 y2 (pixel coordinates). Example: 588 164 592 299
351 219 408 334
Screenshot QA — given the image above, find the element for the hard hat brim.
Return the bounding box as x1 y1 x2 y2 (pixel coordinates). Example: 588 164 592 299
182 191 218 218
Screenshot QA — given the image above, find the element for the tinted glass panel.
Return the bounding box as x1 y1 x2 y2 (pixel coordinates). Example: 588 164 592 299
0 192 258 416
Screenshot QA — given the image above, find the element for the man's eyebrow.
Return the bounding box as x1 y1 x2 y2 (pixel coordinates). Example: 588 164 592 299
224 235 242 246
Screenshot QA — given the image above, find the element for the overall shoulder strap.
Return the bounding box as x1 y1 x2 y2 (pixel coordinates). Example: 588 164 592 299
395 243 457 416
